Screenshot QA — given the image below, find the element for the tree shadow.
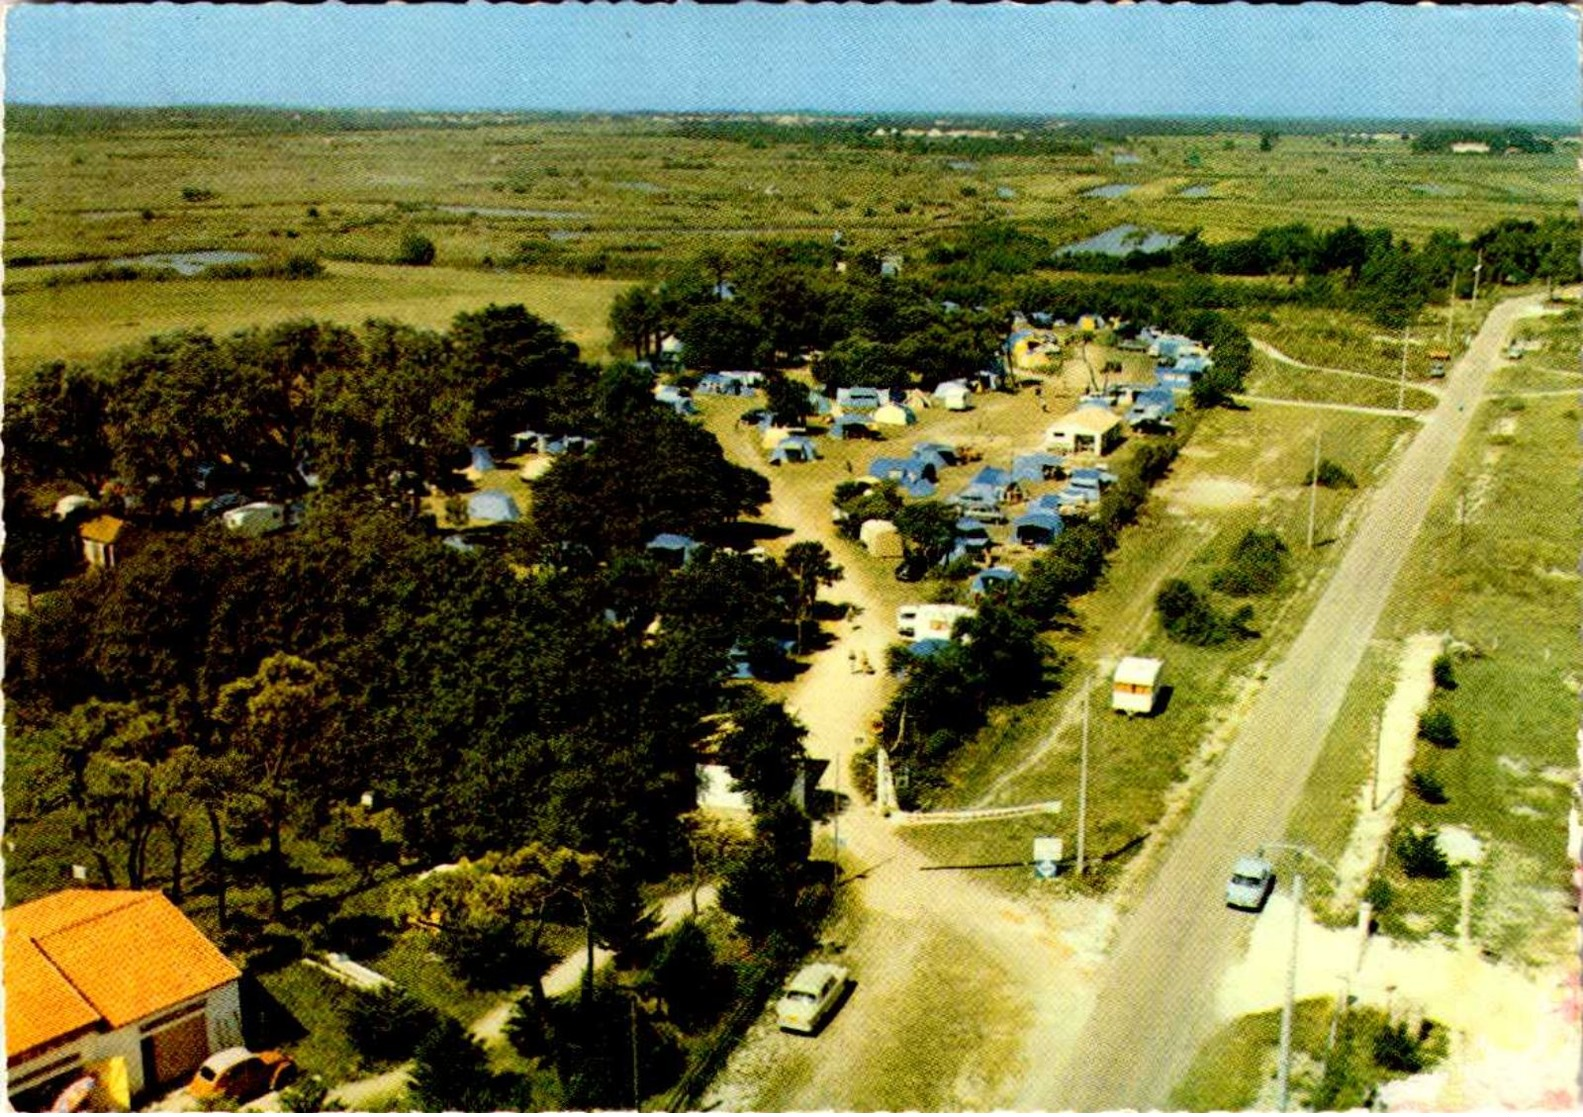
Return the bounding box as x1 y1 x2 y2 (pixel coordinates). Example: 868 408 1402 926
241 972 308 1050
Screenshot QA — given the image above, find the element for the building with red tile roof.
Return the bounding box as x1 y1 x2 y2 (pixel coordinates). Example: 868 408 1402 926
5 890 242 1109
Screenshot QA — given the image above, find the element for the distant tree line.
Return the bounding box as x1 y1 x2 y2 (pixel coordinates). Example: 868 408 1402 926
1410 127 1554 154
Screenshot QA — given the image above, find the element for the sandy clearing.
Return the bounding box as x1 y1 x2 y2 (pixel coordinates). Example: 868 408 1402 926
1163 474 1260 511
1333 633 1443 908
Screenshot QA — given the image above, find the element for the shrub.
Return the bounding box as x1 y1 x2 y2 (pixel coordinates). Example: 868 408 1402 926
1417 709 1458 747
647 919 733 1033
1155 578 1255 646
181 185 216 203
277 1075 336 1112
396 232 437 267
1407 768 1448 805
1372 1020 1425 1072
1431 652 1456 690
1362 876 1394 912
1396 829 1451 879
409 1018 499 1111
1211 529 1289 596
1304 458 1357 488
346 985 440 1063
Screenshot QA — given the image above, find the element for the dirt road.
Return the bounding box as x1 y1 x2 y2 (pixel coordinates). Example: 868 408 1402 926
1048 291 1551 1110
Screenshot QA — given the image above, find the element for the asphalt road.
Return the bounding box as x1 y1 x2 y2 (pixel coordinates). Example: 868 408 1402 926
1049 291 1549 1111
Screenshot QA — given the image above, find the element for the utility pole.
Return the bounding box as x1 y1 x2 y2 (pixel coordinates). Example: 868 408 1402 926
1306 430 1321 550
1077 676 1090 876
1445 270 1457 351
1471 250 1484 308
1369 714 1382 811
1277 871 1305 1112
1396 324 1410 412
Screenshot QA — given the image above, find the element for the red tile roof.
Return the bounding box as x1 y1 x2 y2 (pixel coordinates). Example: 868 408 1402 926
5 890 240 1059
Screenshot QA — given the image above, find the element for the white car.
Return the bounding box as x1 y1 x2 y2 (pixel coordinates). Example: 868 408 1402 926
1226 855 1276 911
775 962 850 1034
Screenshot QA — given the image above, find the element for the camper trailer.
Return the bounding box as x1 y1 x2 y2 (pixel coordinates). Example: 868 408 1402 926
1112 656 1164 716
221 502 286 538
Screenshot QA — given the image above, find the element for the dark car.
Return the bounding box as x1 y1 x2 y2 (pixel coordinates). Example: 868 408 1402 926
199 492 250 521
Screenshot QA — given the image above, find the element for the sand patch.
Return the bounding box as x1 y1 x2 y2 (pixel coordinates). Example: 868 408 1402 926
1333 634 1443 908
1164 476 1259 511
1437 824 1485 865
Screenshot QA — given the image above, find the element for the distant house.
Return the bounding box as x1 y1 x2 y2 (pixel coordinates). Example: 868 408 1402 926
5 890 243 1110
79 515 128 569
873 403 918 428
468 490 521 523
1046 409 1125 456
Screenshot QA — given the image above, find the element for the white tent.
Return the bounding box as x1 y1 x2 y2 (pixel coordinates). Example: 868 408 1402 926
872 403 918 428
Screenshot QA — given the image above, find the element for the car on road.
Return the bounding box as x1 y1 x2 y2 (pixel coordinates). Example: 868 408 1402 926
189 1047 297 1103
1225 855 1275 912
775 962 850 1034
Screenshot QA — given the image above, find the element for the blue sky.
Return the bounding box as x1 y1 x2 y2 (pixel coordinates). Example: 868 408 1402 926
7 3 1578 123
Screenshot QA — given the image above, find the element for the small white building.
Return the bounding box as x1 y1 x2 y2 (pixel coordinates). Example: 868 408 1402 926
1112 656 1165 716
221 501 286 537
1046 409 1125 456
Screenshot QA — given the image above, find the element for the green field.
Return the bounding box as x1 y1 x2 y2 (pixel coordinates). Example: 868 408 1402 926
7 116 1574 274
1287 385 1582 960
5 262 625 380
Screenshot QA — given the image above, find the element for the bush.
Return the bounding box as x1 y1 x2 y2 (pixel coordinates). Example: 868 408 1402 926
1417 709 1459 747
1396 829 1451 879
1211 529 1289 596
1304 458 1357 488
396 233 437 267
1362 876 1394 912
647 919 733 1033
1155 578 1255 646
1431 652 1456 690
1372 1020 1425 1073
277 1075 337 1112
1407 768 1448 805
409 1018 500 1112
346 985 440 1063
181 185 216 203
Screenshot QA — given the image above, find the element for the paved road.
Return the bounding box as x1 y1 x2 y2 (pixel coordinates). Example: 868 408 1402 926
1049 291 1549 1111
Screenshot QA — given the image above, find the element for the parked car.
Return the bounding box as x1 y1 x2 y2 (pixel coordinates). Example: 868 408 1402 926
775 962 850 1034
1225 855 1276 912
189 1048 297 1103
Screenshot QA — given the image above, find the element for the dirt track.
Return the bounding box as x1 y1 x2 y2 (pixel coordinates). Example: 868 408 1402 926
1048 291 1552 1110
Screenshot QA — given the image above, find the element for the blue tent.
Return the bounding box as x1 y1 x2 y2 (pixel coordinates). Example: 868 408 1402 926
769 436 819 465
1027 494 1067 515
442 535 476 553
696 373 733 395
829 416 873 440
900 478 937 500
806 389 834 416
869 457 936 484
511 430 541 453
468 490 520 523
1070 467 1117 489
469 445 496 473
837 386 884 412
913 442 959 467
646 533 699 565
1012 453 1064 483
955 518 990 541
970 567 1020 597
1014 511 1065 547
907 638 951 659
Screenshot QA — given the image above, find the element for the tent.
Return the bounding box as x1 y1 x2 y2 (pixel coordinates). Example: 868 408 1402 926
1012 453 1064 484
906 638 951 659
868 457 936 484
970 567 1020 597
468 490 520 523
1013 511 1065 547
933 380 972 411
900 478 937 499
646 533 699 565
912 442 958 468
860 519 905 559
768 436 819 465
836 386 884 412
872 403 918 428
468 445 496 474
955 518 991 544
54 494 95 520
829 416 874 441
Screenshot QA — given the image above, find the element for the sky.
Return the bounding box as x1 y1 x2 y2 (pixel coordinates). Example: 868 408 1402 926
6 3 1579 124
